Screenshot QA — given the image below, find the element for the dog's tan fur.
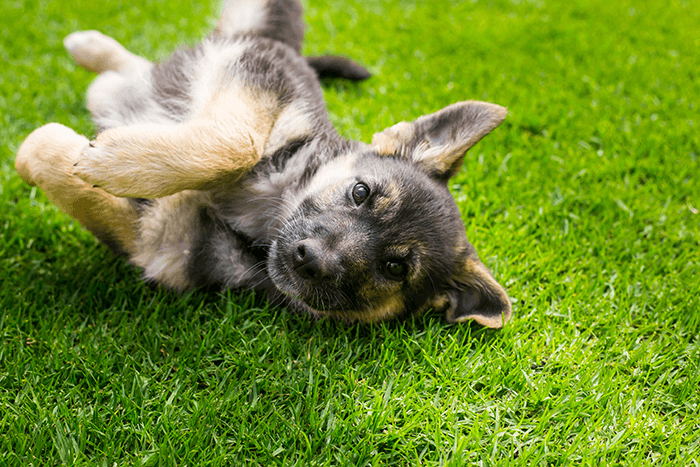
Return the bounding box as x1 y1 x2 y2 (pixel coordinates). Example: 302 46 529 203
130 191 212 290
372 101 509 179
16 124 140 256
75 114 267 198
64 36 274 198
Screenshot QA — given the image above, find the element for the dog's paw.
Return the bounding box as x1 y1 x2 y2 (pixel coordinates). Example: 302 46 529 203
64 30 126 74
73 141 144 198
72 144 121 194
16 123 89 188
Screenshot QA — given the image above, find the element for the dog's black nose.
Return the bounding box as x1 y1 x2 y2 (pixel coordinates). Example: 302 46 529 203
292 239 326 281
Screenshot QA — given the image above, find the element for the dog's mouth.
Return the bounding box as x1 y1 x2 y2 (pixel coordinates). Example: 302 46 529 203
268 239 412 323
274 269 351 313
268 237 360 314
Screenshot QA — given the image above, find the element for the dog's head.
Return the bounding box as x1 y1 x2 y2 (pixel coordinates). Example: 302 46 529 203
268 101 512 328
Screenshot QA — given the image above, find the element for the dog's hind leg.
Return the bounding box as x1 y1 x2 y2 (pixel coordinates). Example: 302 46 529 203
15 124 139 256
64 31 158 129
64 30 150 75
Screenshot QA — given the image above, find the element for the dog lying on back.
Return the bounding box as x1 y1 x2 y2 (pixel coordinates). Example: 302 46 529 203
15 0 512 327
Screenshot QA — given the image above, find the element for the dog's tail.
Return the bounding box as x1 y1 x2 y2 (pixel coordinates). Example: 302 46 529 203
306 56 371 81
213 0 371 81
214 0 305 53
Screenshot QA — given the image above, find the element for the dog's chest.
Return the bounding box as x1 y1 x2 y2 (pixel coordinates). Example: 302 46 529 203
215 138 333 244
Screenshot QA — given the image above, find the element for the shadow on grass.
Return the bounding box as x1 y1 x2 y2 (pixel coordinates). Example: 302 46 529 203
5 214 506 375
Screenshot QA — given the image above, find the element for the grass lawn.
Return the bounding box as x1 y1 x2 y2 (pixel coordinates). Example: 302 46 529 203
1 0 699 464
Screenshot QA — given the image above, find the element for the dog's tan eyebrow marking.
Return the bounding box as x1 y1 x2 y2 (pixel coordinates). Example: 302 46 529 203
384 241 427 278
374 181 403 221
292 154 354 206
388 247 411 260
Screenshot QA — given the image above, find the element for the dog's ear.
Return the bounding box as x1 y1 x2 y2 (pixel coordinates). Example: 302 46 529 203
371 101 507 181
442 256 512 328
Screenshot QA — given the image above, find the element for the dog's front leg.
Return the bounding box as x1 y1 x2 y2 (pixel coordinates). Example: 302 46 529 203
16 123 140 256
74 118 269 199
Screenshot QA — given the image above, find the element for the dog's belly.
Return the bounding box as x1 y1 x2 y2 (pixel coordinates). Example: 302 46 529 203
128 188 272 291
128 173 286 292
129 191 210 290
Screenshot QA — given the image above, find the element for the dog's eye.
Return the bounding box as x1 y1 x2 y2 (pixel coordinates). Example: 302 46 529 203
384 260 407 281
352 183 370 205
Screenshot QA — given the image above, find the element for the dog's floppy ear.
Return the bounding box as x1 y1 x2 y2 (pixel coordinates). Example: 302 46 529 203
371 101 507 181
442 256 512 328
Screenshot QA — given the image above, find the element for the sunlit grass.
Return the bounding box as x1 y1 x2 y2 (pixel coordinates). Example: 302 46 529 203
1 0 698 465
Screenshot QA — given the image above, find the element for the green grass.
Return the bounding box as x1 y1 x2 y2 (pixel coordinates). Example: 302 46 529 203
1 0 699 465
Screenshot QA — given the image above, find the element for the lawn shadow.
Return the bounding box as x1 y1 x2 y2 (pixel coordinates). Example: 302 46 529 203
10 223 507 371
254 298 509 367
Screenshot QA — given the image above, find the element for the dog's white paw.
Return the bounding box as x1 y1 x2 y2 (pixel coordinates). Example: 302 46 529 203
64 30 126 74
15 123 89 188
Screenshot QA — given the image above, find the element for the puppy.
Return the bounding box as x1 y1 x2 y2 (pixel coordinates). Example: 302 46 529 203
15 0 512 327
